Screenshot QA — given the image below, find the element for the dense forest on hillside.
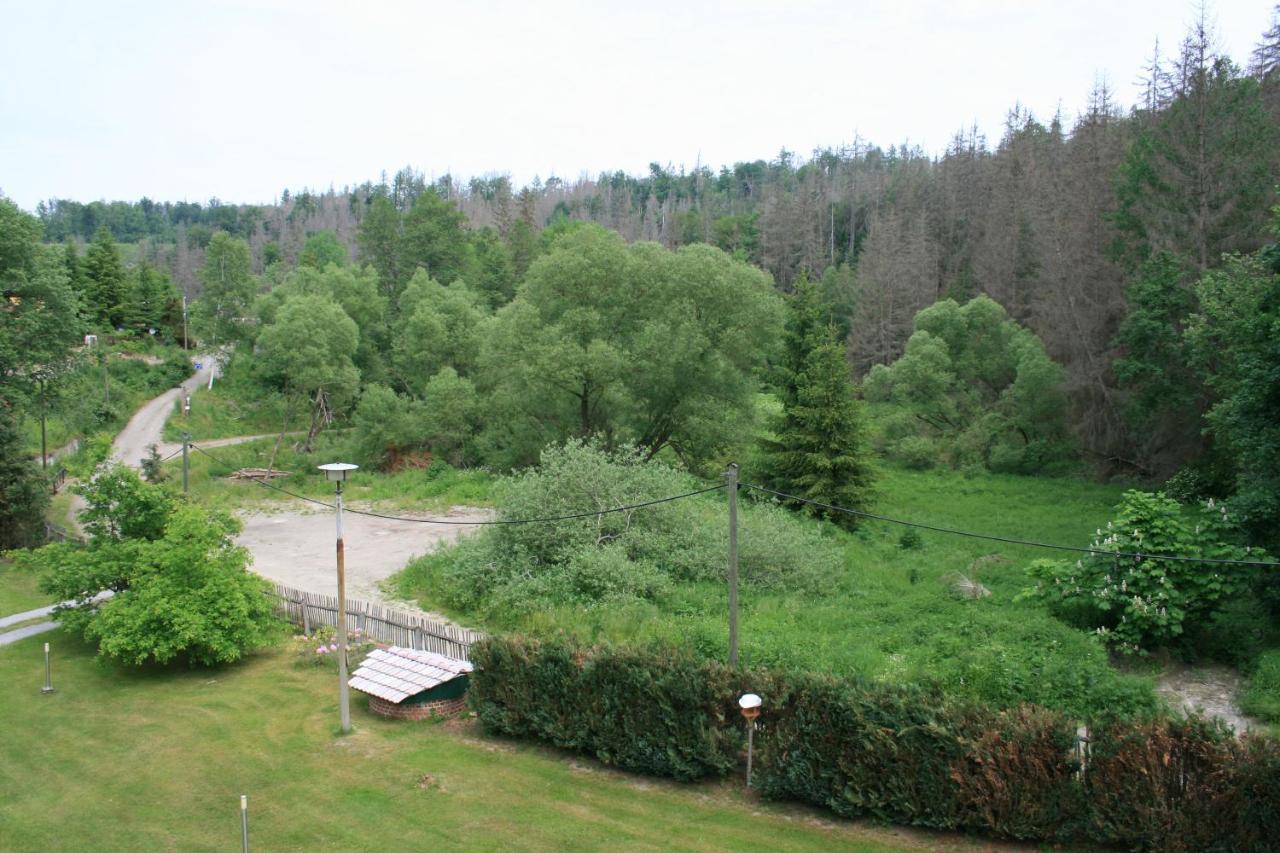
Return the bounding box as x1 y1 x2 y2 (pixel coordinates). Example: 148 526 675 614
14 13 1280 511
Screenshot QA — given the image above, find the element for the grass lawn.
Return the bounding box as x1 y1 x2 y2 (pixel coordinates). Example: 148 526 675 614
0 633 959 852
0 560 53 616
394 463 1160 719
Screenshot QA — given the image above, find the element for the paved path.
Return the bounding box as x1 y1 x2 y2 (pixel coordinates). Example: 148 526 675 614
0 604 57 630
0 621 58 646
110 353 220 468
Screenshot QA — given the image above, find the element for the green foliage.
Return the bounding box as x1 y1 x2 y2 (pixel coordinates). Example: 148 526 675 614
17 474 279 666
123 262 179 339
760 277 874 527
194 232 256 345
0 402 49 549
1186 246 1280 545
1241 649 1280 723
1023 490 1266 654
470 636 740 781
257 262 386 377
255 293 360 413
297 230 348 269
472 635 1279 847
81 226 127 328
478 225 782 469
419 441 840 617
391 272 486 391
864 296 1074 474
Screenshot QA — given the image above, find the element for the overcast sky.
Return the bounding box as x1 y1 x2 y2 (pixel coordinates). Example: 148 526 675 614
1 0 1274 210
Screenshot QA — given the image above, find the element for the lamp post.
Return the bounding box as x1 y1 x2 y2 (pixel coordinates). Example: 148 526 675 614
739 692 761 787
319 462 358 733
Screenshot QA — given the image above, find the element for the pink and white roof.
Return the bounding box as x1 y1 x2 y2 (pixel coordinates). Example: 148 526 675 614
348 646 473 704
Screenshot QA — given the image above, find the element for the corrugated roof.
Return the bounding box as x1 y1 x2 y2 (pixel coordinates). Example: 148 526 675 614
348 647 473 704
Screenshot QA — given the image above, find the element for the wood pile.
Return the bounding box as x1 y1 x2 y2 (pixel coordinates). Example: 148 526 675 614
226 468 291 480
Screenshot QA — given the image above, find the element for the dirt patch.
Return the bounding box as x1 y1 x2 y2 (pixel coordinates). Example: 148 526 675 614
1156 662 1260 733
236 504 490 611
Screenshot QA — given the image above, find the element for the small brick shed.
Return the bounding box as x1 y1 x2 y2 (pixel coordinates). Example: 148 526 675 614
349 647 473 720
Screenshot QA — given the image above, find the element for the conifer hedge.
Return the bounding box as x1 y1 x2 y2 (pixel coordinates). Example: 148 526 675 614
469 636 1280 850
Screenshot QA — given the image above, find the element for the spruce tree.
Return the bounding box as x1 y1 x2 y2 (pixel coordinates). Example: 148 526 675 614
761 278 874 528
81 226 126 328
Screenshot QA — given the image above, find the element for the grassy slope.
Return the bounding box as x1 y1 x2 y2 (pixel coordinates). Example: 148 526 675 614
164 437 495 513
394 464 1156 718
0 561 52 616
0 633 933 853
161 378 290 443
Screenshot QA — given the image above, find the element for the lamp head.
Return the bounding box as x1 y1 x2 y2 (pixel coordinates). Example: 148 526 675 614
738 692 762 720
318 462 359 483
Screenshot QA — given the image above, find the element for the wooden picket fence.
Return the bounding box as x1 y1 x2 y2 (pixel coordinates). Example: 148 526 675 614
269 582 484 661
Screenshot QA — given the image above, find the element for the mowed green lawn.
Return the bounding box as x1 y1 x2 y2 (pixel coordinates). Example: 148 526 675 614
0 561 53 616
0 633 957 853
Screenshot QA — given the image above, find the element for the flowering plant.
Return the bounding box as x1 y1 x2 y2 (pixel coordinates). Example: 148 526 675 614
291 624 375 668
1021 490 1266 654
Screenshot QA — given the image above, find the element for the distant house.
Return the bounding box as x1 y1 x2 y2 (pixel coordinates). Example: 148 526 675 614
349 647 473 720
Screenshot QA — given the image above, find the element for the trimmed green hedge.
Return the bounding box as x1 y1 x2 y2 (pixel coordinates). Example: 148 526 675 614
470 636 1280 849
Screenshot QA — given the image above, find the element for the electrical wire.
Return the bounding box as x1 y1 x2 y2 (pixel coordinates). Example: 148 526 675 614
741 482 1280 568
188 443 724 525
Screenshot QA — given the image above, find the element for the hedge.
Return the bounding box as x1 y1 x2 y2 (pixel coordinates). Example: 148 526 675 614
469 636 1280 849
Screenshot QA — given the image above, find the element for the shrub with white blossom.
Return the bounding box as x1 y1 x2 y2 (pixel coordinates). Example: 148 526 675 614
1022 490 1266 654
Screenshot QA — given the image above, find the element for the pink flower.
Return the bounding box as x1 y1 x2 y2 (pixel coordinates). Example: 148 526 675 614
316 646 327 654
329 643 338 651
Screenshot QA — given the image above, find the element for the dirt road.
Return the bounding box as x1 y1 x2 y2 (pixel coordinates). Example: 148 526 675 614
109 353 218 467
236 505 490 606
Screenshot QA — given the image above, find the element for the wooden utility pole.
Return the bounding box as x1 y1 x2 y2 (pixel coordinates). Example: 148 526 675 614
726 462 739 667
335 480 351 733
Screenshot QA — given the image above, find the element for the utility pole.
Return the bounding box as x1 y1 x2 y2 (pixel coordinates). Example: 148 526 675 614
182 433 190 495
319 463 358 734
726 462 739 667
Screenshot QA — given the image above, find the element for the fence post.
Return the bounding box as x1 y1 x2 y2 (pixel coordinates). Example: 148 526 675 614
300 593 311 635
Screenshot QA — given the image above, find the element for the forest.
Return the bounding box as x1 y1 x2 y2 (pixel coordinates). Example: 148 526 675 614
4 11 1280 728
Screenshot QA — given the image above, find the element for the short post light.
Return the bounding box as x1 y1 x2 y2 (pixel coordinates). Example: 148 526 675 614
738 692 762 787
42 642 54 694
318 462 359 733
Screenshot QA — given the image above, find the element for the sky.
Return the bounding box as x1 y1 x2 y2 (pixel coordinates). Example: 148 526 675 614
1 0 1275 210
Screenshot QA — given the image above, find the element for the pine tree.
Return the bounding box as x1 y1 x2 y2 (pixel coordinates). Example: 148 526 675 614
0 401 49 549
761 278 875 528
81 226 126 328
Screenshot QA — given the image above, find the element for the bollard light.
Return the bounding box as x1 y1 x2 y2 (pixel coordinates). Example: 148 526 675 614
42 642 54 695
739 693 761 787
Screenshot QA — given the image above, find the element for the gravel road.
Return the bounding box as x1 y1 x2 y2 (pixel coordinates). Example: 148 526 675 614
236 505 490 607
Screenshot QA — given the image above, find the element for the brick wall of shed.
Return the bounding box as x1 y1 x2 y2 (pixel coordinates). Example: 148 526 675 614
368 694 469 720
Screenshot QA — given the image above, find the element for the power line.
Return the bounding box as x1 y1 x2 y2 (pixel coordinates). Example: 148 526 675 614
741 482 1279 568
188 444 724 525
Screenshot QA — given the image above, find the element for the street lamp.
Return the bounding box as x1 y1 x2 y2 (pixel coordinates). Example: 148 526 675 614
739 693 762 787
318 462 358 733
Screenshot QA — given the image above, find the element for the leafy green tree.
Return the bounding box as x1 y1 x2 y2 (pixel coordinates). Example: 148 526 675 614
478 226 782 469
257 263 386 378
356 194 402 299
420 366 480 465
1186 244 1280 544
256 293 360 451
298 230 348 269
76 465 174 542
469 227 517 307
0 402 49 548
390 272 487 392
349 383 422 470
21 491 279 667
194 232 256 345
1023 490 1266 654
399 189 470 286
864 296 1073 473
81 226 127 327
760 279 874 527
1 245 83 400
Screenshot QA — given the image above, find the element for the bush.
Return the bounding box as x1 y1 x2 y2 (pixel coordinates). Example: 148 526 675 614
470 635 740 780
472 635 1280 848
426 441 843 616
1241 650 1280 722
1023 490 1268 654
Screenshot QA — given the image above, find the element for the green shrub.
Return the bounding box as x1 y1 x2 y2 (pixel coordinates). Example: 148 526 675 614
470 635 740 780
1242 650 1280 722
1023 490 1268 654
472 635 1277 847
426 441 842 616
